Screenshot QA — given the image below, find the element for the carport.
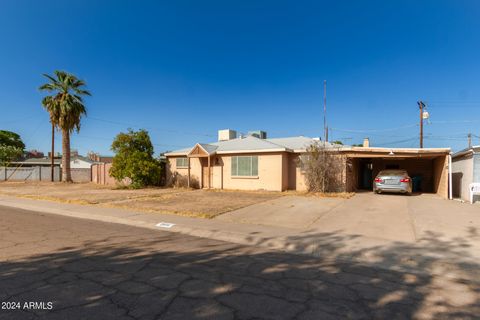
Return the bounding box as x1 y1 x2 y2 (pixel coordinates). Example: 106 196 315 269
342 147 451 198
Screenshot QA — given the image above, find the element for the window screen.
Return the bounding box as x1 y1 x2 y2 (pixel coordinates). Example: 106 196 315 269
231 156 258 176
176 157 188 168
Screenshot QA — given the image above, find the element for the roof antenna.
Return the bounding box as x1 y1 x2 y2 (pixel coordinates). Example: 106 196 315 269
323 80 327 142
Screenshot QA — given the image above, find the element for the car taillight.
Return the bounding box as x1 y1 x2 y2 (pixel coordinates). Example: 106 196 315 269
400 178 410 183
374 178 383 183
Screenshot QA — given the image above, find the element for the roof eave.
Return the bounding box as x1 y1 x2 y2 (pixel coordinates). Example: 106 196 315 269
344 147 451 153
165 152 189 157
216 148 288 154
452 149 474 159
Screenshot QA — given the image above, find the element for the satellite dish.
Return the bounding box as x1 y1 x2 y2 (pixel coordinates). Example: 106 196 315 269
422 111 430 119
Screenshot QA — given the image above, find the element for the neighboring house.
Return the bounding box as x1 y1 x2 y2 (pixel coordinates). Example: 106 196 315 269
452 146 480 202
10 155 96 183
165 129 325 191
11 158 61 167
24 149 45 159
5 158 61 181
13 156 95 169
70 156 95 169
166 131 451 198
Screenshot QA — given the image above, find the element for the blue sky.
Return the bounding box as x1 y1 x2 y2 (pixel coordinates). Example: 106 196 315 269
1 0 480 155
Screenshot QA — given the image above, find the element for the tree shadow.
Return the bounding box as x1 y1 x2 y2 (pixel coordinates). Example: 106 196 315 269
0 224 479 319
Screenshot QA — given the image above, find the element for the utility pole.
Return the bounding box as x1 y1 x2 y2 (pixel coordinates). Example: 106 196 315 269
468 133 472 148
51 123 54 182
417 101 425 148
323 80 327 142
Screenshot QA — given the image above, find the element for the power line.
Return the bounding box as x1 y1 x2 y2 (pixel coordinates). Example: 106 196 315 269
424 136 467 141
23 118 47 147
0 114 39 124
87 117 215 137
374 137 419 147
74 134 189 148
330 119 479 136
330 123 418 134
427 100 480 105
429 120 480 124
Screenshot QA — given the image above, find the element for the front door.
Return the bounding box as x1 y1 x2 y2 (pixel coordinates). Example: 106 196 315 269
200 158 210 188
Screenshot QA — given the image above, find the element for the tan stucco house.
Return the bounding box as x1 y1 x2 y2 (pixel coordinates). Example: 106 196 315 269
166 130 451 198
165 130 322 191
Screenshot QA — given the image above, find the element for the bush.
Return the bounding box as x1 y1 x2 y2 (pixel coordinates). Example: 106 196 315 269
168 172 200 189
109 129 162 188
300 142 344 193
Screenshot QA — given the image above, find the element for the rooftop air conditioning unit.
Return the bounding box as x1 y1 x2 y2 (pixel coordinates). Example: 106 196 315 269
218 129 237 141
248 130 267 139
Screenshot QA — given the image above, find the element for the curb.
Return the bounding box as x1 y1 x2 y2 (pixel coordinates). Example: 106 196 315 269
0 196 478 282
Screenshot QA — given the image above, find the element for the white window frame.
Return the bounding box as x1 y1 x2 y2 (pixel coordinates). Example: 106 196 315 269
176 157 189 168
231 156 258 177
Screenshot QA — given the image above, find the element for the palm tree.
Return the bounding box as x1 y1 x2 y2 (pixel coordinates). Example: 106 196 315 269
39 71 91 182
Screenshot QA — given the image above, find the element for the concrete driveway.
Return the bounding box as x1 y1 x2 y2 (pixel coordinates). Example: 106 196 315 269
215 196 346 229
217 192 480 246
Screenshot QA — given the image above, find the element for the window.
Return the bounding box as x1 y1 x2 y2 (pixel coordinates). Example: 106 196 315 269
298 154 310 170
231 156 258 176
385 164 400 169
176 157 188 168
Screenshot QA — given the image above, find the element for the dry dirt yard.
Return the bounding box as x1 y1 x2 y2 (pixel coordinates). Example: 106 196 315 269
0 182 282 218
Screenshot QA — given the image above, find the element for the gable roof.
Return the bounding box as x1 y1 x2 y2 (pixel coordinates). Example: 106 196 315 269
72 155 95 164
188 143 218 156
165 135 324 156
198 143 218 154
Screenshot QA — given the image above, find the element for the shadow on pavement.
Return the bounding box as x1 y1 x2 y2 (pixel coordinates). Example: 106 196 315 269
0 210 479 319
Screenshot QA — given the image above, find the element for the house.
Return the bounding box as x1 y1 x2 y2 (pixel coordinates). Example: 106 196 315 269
11 158 61 167
165 129 326 191
70 156 95 169
452 145 480 202
13 156 95 169
5 158 61 181
24 149 44 159
10 155 97 182
166 132 452 198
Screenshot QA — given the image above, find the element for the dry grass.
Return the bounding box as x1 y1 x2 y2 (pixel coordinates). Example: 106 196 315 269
0 182 353 218
283 190 355 199
0 181 184 204
0 182 281 219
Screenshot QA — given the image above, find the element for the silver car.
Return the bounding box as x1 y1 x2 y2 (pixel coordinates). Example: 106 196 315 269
373 170 412 195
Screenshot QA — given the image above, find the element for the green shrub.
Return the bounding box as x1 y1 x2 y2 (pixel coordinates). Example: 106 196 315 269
110 129 161 188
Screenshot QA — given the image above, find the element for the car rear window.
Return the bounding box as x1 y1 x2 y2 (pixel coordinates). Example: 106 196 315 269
378 170 408 176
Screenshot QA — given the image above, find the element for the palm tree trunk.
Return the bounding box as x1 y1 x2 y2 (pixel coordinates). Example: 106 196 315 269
62 129 72 182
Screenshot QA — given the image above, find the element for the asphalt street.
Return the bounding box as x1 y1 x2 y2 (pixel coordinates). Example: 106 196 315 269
0 205 478 320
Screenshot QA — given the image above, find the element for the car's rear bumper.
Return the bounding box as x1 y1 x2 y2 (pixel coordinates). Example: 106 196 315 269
374 183 412 193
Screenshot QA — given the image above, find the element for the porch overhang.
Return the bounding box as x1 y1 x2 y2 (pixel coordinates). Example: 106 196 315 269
187 143 217 158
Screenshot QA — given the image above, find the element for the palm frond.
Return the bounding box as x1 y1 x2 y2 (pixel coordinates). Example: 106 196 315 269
39 70 90 133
